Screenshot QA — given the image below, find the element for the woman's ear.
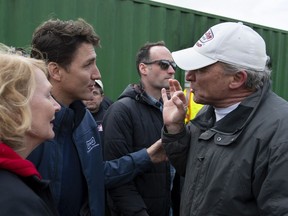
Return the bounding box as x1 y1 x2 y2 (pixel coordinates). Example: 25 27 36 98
47 62 61 81
229 70 247 89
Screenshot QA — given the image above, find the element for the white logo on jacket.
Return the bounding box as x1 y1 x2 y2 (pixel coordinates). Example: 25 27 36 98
86 137 99 153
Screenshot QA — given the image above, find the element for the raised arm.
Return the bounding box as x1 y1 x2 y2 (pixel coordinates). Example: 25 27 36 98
162 79 187 134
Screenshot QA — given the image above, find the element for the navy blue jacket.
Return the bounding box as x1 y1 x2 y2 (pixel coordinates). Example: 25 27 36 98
28 100 152 216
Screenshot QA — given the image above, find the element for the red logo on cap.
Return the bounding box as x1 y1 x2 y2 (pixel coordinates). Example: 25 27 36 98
196 29 214 47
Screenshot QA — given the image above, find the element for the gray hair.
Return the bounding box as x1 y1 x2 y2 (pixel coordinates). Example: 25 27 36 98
220 60 271 90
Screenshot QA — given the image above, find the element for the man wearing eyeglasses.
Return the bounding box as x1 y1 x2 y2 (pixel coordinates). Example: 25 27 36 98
103 41 179 216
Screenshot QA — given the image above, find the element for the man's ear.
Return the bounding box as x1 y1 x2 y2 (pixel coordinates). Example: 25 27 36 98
47 62 61 81
229 70 247 89
139 62 148 76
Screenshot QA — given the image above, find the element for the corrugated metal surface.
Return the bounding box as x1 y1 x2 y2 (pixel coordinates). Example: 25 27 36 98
0 0 287 100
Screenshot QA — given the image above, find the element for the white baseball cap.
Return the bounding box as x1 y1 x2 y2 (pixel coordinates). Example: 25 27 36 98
95 79 104 91
172 22 268 71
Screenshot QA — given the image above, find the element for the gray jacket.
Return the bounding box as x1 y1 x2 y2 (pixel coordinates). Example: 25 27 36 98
162 82 288 216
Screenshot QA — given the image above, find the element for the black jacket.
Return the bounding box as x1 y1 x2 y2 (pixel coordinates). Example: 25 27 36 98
163 81 288 215
0 171 59 216
103 84 177 216
0 143 58 216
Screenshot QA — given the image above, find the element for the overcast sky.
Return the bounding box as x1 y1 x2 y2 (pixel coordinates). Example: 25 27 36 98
151 0 288 31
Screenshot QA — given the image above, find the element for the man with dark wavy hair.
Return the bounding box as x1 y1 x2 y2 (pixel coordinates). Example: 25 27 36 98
28 18 167 216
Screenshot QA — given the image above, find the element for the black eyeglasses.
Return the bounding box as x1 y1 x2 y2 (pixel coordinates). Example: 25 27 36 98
143 60 177 70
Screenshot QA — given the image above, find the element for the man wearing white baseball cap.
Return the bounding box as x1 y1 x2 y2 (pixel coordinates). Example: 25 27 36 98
161 22 288 215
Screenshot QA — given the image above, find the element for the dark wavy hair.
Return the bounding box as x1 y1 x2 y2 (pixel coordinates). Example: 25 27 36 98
31 18 100 69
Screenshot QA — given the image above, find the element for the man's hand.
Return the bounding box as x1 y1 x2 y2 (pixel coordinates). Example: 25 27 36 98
147 139 168 163
162 79 186 134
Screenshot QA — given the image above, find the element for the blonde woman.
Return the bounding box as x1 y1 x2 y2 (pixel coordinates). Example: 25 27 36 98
0 45 60 215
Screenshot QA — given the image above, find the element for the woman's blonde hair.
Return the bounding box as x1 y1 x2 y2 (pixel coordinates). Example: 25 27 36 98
0 44 47 150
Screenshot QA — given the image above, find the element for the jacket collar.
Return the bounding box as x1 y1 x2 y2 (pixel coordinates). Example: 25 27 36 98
53 100 87 133
192 81 271 145
119 83 162 110
0 142 41 179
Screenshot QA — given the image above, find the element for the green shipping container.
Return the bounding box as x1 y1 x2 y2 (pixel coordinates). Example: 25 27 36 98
0 0 287 100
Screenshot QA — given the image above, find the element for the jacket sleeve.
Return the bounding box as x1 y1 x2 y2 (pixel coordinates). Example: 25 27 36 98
103 102 149 215
161 125 191 176
103 148 152 188
256 139 288 215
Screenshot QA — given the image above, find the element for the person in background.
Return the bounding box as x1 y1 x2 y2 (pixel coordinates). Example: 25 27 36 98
161 22 288 215
103 41 179 216
100 81 114 111
0 44 60 215
83 79 114 216
102 95 114 109
83 79 113 144
183 87 203 124
27 18 167 216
